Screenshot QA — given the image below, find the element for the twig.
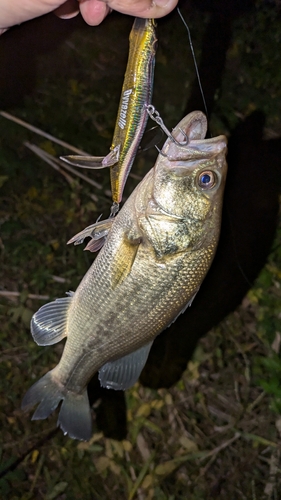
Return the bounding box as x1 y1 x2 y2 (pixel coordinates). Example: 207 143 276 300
24 142 74 185
56 157 102 190
128 452 155 500
3 426 56 450
0 111 88 155
0 290 49 300
200 432 241 462
29 453 45 496
198 432 241 477
0 427 58 479
238 430 278 448
129 172 142 181
25 142 103 195
228 332 251 383
251 479 257 500
0 110 139 200
264 449 280 497
51 275 69 284
246 391 266 413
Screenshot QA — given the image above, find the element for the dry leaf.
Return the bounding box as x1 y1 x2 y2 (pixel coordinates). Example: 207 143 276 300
179 436 198 452
95 456 111 473
142 474 153 489
111 439 124 458
155 460 178 476
165 394 173 405
109 460 121 475
271 332 281 354
151 399 164 410
136 403 151 418
31 449 39 464
122 440 132 452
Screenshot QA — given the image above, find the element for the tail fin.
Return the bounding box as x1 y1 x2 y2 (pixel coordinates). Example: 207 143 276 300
22 370 92 441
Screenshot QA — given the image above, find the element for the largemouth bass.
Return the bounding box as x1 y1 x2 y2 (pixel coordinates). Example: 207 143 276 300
22 111 227 441
62 17 157 210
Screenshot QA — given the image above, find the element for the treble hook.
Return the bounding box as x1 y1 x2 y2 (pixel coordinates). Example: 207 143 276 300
176 127 189 145
155 145 168 158
109 201 119 218
145 105 189 146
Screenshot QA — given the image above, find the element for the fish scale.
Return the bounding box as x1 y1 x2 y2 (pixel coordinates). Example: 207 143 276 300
58 234 215 391
22 111 227 441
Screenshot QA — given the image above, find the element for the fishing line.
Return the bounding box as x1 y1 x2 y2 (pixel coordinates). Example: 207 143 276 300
226 206 254 288
177 7 209 121
0 427 58 479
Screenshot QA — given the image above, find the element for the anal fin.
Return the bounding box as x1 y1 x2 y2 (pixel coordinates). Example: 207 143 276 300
98 341 153 391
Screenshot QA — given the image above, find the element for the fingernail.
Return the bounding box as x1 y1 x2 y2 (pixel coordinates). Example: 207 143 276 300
153 0 170 6
55 0 80 19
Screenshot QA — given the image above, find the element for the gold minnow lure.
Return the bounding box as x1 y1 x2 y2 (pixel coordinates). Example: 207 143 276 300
22 111 227 441
61 18 157 211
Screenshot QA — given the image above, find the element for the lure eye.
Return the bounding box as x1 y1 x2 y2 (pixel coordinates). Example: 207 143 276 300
198 170 216 189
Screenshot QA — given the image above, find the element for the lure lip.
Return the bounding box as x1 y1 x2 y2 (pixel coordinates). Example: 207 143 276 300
59 155 107 169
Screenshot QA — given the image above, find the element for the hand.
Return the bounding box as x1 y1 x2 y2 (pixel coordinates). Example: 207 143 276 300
0 0 178 34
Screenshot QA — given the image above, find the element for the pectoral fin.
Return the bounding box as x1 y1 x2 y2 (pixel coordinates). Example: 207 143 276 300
98 341 153 390
111 235 141 289
84 237 107 252
31 293 73 346
67 218 114 251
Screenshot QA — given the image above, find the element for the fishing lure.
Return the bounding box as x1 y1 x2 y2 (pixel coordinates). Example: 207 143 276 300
61 17 158 215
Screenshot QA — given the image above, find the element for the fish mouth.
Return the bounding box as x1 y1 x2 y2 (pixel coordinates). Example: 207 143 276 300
157 110 227 164
172 111 208 143
161 135 227 165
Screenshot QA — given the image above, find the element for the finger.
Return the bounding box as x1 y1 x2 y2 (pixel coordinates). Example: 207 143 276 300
0 0 65 28
54 0 80 19
79 0 110 26
98 0 178 19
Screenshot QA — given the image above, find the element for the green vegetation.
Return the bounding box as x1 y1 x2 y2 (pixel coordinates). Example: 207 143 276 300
1 3 281 498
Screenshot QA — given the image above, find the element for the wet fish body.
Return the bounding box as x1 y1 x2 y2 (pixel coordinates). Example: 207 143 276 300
22 111 227 441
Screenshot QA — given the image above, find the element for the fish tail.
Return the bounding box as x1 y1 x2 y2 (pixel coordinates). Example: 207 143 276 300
57 390 92 441
22 370 92 441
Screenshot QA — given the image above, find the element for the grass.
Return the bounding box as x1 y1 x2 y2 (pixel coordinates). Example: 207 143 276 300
1 2 281 499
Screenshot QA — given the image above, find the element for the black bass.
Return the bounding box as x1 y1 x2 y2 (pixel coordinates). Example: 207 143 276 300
22 111 227 441
62 18 157 210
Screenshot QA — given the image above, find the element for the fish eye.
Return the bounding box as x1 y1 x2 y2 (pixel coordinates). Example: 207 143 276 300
198 170 217 190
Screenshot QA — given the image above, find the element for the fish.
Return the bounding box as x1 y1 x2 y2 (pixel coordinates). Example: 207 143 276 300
21 111 227 441
61 17 157 211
